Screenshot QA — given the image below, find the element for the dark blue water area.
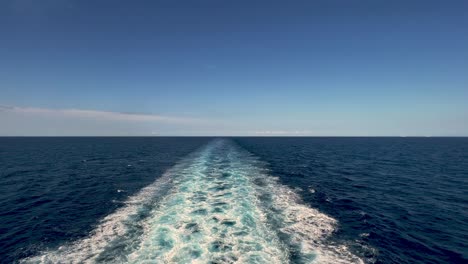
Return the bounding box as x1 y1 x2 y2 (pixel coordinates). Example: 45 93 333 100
234 137 468 264
1 137 467 264
0 137 211 263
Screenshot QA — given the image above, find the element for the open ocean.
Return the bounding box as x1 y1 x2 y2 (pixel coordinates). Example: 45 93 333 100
0 137 467 264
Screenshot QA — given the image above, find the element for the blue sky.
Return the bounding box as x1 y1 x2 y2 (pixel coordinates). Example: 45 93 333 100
1 0 467 136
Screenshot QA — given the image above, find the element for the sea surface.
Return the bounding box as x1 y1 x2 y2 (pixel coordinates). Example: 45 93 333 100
0 137 467 264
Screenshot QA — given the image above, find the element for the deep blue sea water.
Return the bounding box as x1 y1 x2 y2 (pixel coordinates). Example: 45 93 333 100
0 137 467 263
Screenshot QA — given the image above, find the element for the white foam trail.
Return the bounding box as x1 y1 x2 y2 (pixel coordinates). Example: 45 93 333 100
254 174 364 263
230 145 364 264
23 139 364 264
125 140 288 263
21 149 203 264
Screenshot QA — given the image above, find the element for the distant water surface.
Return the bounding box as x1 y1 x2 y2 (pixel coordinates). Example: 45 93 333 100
0 137 466 264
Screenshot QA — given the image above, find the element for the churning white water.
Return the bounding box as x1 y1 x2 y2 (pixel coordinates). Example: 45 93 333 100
23 139 363 264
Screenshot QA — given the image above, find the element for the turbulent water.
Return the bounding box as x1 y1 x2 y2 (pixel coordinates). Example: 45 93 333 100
1 137 467 263
19 139 361 263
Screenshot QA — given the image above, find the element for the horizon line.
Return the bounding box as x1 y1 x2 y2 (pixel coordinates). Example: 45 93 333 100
1 136 467 138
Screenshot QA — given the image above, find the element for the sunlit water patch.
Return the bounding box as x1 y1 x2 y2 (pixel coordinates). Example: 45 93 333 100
23 139 363 263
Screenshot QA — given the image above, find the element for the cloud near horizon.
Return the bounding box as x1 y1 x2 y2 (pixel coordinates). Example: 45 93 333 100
0 105 319 136
0 105 206 124
0 105 218 136
253 130 313 136
1 105 467 137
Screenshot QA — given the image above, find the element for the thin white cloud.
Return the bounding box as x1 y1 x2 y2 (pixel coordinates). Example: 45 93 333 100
0 105 205 124
0 105 222 136
253 130 313 136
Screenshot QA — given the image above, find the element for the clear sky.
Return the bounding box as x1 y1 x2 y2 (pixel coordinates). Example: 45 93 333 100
1 0 467 136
